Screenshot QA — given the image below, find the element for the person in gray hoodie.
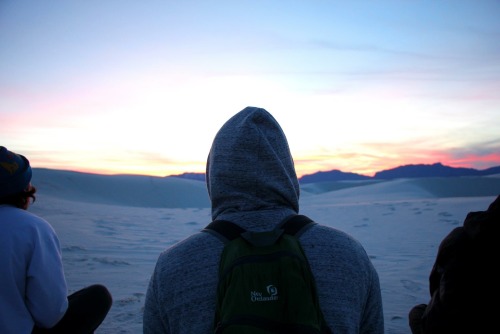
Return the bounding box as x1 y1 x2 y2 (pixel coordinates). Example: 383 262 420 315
143 106 384 333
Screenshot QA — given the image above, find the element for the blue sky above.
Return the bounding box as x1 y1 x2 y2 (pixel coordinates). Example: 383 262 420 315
1 0 499 177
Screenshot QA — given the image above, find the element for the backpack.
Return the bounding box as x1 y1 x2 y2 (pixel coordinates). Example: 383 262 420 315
203 214 333 334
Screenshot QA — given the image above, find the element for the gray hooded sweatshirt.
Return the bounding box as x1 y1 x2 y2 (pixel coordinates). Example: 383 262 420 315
143 107 384 333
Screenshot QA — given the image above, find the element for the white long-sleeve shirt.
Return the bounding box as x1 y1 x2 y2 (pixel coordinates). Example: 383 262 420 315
0 204 68 334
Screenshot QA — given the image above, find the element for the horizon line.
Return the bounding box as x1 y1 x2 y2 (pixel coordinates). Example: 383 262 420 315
31 161 500 179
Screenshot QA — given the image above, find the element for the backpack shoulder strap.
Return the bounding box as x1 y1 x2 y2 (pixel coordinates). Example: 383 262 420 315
203 220 245 243
279 214 317 237
203 214 317 244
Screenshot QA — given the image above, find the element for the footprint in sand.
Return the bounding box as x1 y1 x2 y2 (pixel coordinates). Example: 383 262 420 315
401 279 421 292
117 292 144 305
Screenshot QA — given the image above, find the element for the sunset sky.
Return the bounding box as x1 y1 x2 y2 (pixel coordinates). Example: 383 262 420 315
1 0 499 178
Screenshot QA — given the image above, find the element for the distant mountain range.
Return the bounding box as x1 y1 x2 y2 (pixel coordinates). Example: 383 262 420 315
170 172 206 182
171 163 500 184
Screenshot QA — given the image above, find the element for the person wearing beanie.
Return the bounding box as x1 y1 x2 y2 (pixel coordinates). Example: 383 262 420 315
0 146 113 334
143 107 384 333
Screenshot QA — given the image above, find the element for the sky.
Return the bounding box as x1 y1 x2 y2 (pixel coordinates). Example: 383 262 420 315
1 0 499 178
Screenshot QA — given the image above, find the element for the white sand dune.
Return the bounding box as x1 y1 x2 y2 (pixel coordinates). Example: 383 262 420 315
28 169 500 333
33 168 210 208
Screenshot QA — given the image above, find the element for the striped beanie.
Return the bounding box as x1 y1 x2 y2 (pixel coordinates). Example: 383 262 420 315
0 146 32 198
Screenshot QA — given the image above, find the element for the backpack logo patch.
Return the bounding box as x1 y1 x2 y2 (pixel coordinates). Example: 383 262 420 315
251 284 278 302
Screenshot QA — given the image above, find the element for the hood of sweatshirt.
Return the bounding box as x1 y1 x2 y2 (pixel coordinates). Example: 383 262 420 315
206 107 300 227
463 194 499 240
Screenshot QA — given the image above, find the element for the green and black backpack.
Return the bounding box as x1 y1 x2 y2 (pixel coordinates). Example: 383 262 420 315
203 214 333 334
